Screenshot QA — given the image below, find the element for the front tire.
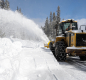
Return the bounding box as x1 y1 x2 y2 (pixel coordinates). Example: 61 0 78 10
49 42 55 54
55 41 66 61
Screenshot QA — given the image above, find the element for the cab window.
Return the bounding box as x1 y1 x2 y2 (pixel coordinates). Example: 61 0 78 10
59 22 78 31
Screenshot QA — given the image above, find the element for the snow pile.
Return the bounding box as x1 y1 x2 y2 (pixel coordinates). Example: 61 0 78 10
0 38 61 80
0 38 22 80
0 38 22 59
0 38 86 80
0 9 49 42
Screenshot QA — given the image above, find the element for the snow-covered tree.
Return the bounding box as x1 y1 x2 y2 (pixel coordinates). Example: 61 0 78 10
57 6 60 22
53 12 56 21
50 12 52 23
0 0 10 10
0 0 5 9
44 17 49 34
42 6 61 40
4 0 10 10
56 6 60 35
17 6 22 14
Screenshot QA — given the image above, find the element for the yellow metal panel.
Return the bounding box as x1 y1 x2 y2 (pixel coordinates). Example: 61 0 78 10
66 37 68 46
55 37 65 42
74 33 76 47
71 34 75 47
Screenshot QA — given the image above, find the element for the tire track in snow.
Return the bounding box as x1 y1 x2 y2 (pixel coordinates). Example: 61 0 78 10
66 57 86 71
59 57 86 80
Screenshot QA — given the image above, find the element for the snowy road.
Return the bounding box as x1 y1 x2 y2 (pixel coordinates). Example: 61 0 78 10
16 42 86 80
59 57 86 80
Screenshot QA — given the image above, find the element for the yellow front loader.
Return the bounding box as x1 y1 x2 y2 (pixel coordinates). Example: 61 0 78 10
45 19 86 61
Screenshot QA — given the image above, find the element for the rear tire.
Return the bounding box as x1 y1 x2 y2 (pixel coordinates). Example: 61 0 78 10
79 56 86 61
55 41 66 61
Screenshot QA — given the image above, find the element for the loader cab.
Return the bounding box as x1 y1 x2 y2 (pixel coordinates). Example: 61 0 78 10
58 19 78 35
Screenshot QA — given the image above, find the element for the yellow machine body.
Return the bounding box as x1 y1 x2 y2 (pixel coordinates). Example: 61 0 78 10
44 19 86 56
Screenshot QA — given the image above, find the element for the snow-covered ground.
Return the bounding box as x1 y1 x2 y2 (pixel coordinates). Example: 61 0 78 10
0 38 86 80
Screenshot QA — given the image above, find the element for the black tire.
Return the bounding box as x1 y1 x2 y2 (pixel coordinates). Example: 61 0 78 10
79 56 86 61
49 42 53 50
49 42 55 55
55 41 66 61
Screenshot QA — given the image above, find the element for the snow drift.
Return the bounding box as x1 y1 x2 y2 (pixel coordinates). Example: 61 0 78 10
0 38 22 80
0 9 49 42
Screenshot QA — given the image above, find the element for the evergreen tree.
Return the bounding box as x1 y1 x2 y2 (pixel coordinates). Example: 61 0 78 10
56 6 60 36
53 12 56 21
50 12 52 23
19 8 21 13
57 6 60 22
0 0 10 10
17 6 22 14
5 0 10 10
17 6 18 11
44 17 48 34
42 6 61 40
52 12 56 39
0 0 5 9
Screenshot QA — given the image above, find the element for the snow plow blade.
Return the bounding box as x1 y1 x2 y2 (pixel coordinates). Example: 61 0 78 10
66 48 86 56
44 41 51 48
44 44 49 48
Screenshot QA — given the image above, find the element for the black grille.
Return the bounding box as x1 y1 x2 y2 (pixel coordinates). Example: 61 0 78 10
76 34 86 46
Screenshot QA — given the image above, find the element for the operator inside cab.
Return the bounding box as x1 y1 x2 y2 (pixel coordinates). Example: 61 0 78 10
66 26 70 31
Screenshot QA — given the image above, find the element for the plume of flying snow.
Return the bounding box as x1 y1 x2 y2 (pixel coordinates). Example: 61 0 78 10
0 9 49 42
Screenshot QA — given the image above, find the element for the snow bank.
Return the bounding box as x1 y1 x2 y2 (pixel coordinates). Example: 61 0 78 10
0 9 49 43
0 38 22 80
0 38 22 59
0 38 61 80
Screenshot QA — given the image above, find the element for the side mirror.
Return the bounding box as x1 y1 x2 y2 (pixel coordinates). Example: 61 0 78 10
80 25 86 30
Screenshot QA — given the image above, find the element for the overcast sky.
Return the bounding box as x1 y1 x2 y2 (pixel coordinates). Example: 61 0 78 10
8 0 86 27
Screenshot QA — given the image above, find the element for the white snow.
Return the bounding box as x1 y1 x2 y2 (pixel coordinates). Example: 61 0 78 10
67 45 86 49
70 30 82 33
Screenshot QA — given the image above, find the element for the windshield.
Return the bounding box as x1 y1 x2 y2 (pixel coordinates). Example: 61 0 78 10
59 22 78 35
63 22 77 31
58 22 78 35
